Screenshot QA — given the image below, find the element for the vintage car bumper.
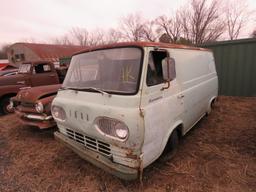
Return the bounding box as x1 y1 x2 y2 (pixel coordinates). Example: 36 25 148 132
15 110 56 129
54 131 139 180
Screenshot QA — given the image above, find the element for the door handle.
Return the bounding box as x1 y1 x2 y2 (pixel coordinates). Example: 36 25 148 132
177 94 184 99
49 74 55 77
17 81 25 85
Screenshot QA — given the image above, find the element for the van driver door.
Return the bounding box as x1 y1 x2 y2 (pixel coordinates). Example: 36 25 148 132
141 48 183 163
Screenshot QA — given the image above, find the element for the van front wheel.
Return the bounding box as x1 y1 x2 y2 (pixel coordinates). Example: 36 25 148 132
168 129 179 153
160 129 179 161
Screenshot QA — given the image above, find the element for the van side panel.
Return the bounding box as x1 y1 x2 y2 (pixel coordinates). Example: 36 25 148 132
141 48 218 167
170 49 218 132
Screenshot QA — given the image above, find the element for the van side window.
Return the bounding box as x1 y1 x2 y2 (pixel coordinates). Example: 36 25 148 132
146 51 167 86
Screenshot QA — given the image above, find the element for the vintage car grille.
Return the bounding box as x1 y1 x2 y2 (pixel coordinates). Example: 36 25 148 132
21 102 34 108
65 129 111 157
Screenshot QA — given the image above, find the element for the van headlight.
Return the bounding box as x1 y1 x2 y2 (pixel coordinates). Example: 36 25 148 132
52 105 66 121
35 102 44 113
95 117 129 141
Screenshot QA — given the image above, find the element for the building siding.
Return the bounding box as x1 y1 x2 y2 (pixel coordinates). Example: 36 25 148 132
201 38 256 97
7 44 40 67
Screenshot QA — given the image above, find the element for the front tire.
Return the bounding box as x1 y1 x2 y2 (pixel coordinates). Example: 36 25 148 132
160 129 179 161
0 97 13 115
167 129 179 153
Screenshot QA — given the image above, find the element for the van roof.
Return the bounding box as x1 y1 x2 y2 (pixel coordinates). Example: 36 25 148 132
74 42 211 55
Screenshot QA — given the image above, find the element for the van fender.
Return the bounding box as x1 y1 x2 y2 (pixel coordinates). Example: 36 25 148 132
160 120 184 156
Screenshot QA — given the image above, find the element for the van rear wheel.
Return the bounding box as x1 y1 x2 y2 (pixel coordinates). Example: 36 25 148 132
207 98 216 115
160 129 179 162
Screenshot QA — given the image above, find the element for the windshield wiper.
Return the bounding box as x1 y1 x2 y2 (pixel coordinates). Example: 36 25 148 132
82 87 111 97
59 86 111 97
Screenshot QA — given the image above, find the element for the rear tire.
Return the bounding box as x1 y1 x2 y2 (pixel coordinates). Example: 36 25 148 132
0 97 13 115
207 98 216 115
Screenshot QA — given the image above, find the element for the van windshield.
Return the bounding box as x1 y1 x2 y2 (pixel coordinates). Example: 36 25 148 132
63 47 142 94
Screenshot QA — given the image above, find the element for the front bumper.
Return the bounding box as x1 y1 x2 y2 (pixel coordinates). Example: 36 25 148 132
54 131 139 180
15 110 56 129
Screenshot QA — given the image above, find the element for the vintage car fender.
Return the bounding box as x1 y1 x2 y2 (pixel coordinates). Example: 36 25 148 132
0 84 27 99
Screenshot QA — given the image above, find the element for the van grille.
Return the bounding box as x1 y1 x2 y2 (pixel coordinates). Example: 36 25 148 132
65 129 111 157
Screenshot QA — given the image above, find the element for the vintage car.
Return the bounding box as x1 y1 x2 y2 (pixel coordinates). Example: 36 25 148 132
0 60 67 115
11 84 61 129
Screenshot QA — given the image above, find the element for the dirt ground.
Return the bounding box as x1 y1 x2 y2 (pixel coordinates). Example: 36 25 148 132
0 96 255 192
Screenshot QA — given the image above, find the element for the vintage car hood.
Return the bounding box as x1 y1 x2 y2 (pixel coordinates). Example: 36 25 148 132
15 84 61 103
0 73 28 86
0 69 18 76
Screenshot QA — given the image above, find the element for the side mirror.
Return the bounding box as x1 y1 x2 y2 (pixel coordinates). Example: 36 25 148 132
162 57 176 81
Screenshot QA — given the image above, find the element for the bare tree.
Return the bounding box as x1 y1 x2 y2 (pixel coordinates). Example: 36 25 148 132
141 20 160 42
70 27 90 46
104 28 122 44
251 29 256 38
52 27 122 47
119 13 145 41
156 14 182 43
87 29 104 46
70 27 108 46
50 0 255 46
224 0 251 40
179 0 225 44
53 35 73 45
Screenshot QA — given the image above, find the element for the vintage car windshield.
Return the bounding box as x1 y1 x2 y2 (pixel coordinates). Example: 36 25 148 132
63 47 142 94
18 64 31 74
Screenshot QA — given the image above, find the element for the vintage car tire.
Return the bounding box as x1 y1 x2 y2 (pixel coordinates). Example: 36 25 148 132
0 97 13 115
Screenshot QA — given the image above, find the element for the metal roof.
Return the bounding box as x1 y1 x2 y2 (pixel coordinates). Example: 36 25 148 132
11 43 86 61
200 38 256 47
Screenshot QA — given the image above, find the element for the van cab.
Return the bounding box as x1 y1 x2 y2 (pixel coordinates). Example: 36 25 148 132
52 42 218 180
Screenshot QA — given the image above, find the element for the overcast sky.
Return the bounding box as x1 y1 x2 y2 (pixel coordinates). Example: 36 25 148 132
0 0 255 48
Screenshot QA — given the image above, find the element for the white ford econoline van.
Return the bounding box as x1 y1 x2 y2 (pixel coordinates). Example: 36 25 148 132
52 42 218 180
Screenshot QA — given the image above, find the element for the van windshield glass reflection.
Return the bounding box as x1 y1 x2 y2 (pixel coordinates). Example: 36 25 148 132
63 47 142 94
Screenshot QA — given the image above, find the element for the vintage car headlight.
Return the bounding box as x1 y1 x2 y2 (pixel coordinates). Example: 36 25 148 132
95 117 129 141
51 105 66 121
35 102 44 113
9 100 14 109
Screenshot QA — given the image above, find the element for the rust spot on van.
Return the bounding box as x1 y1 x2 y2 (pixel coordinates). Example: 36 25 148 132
74 42 211 56
125 149 138 159
139 108 145 118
